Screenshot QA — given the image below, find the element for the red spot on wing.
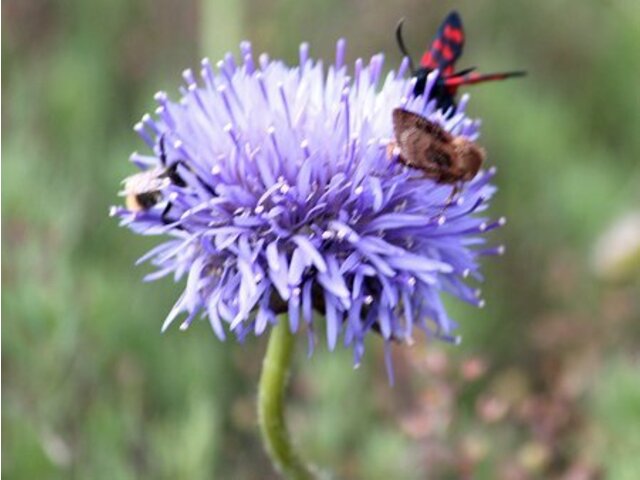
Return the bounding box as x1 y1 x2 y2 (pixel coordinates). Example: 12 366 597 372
443 64 456 76
442 45 454 60
420 52 439 69
443 25 464 44
421 52 435 68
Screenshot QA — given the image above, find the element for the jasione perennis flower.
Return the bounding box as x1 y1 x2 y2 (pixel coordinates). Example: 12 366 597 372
111 40 504 378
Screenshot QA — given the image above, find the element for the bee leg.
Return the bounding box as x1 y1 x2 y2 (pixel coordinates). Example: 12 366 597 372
160 201 186 231
166 159 217 196
160 201 174 225
198 177 216 196
177 160 216 196
159 133 212 194
165 161 187 187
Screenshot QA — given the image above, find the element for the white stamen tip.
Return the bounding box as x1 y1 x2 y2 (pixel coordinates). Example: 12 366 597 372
462 268 470 278
478 299 486 309
211 165 221 175
498 217 507 226
497 245 506 255
438 216 447 226
364 295 374 305
479 222 488 231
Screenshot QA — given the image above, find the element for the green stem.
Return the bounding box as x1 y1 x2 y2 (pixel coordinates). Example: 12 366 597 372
258 318 315 480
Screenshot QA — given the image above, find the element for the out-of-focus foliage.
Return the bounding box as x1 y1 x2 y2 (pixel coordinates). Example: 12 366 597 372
3 0 639 478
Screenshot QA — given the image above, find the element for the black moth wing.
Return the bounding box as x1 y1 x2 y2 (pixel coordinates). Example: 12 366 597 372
392 108 455 178
420 10 465 76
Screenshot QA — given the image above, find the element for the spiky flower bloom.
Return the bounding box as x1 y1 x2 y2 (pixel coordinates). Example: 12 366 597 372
111 40 503 375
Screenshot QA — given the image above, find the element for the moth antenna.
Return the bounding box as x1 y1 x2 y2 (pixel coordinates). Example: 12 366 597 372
395 18 417 75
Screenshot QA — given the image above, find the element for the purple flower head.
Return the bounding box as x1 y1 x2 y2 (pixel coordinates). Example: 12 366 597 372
111 40 504 377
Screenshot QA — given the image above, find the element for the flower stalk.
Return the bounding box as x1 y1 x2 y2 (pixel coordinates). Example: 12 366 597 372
258 318 315 480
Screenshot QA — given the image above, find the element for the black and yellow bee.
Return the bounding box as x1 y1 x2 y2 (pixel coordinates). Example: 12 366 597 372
120 136 187 223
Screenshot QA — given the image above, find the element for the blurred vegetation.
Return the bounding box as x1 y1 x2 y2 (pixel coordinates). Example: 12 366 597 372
2 0 639 478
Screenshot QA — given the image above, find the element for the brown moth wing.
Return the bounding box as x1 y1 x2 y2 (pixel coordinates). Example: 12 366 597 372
392 108 457 180
392 108 452 144
451 137 486 181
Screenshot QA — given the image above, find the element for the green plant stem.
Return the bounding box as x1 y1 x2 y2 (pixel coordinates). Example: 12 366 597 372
258 318 315 480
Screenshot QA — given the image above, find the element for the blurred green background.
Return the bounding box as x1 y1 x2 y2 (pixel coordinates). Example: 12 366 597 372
3 0 640 478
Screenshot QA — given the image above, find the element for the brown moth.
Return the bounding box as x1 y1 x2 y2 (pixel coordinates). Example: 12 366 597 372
391 108 485 184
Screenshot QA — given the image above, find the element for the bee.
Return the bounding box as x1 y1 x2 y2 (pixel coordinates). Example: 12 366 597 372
391 107 485 189
396 12 526 112
120 136 187 222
